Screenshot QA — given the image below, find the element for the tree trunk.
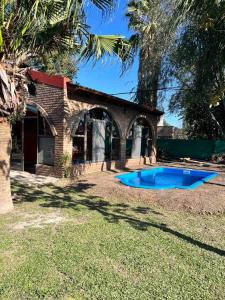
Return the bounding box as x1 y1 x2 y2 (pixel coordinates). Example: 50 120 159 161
136 47 161 108
0 119 14 213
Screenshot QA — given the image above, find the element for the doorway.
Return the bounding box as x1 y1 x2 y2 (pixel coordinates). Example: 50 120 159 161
11 105 55 173
23 117 38 173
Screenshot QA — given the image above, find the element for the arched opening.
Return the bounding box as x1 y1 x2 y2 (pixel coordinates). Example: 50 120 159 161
126 117 153 159
72 108 121 163
11 104 55 172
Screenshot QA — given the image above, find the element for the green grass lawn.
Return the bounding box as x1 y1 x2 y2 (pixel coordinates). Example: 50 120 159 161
0 181 225 299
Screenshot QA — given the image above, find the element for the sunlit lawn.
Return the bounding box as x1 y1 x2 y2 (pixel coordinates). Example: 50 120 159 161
0 181 225 299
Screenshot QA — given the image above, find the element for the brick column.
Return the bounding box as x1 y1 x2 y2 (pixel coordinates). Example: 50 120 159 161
120 137 127 168
53 114 73 177
149 116 157 164
150 142 157 164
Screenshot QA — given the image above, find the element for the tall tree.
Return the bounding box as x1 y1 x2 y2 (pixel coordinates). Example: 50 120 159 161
169 0 225 138
29 51 78 80
125 0 176 108
0 0 129 213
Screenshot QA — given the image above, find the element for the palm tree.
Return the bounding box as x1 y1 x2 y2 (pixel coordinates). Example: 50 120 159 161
0 0 128 214
125 0 176 108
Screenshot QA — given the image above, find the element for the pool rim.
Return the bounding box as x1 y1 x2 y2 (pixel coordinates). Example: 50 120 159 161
115 166 218 190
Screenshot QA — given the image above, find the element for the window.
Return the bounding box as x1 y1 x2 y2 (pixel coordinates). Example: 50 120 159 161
38 112 54 166
126 125 134 158
38 137 54 165
73 108 120 164
11 121 22 155
126 117 152 159
38 112 52 136
72 120 85 163
111 121 120 160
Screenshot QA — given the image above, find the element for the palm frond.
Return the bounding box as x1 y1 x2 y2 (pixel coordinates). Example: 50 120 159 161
0 0 129 116
90 0 114 13
80 34 130 61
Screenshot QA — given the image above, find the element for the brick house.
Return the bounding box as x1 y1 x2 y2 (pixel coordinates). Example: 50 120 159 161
11 70 163 177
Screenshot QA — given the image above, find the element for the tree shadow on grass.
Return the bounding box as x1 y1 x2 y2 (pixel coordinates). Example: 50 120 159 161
11 180 225 258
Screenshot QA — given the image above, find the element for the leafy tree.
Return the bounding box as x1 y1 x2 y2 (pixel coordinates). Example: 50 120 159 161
29 51 78 80
169 0 225 138
0 0 129 213
125 0 176 107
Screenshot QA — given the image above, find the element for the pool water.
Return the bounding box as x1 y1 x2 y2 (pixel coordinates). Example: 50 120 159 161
115 167 218 190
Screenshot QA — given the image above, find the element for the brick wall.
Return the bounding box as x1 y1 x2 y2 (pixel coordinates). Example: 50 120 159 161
68 91 159 169
35 164 55 177
68 91 159 138
26 81 160 178
72 158 155 177
27 83 72 177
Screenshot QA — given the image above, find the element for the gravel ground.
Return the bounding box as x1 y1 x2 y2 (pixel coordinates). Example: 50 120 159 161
71 162 225 215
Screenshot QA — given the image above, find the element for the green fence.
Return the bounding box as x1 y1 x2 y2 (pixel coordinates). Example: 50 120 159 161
157 139 225 160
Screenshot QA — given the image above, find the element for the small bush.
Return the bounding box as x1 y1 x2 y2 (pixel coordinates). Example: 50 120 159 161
211 153 225 164
58 152 72 178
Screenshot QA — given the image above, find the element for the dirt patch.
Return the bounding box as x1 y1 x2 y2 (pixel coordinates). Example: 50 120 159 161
10 212 66 230
9 211 89 230
71 163 225 215
11 170 58 186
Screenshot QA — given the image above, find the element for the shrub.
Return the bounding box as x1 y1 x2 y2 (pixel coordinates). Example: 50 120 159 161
58 153 72 178
211 153 225 164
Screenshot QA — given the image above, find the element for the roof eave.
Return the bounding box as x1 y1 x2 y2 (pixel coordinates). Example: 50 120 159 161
67 83 164 116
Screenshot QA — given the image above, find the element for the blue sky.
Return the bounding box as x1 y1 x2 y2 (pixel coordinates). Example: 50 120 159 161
75 1 182 128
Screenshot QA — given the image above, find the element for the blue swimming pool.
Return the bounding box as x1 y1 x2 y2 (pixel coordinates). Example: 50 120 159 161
115 167 218 190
